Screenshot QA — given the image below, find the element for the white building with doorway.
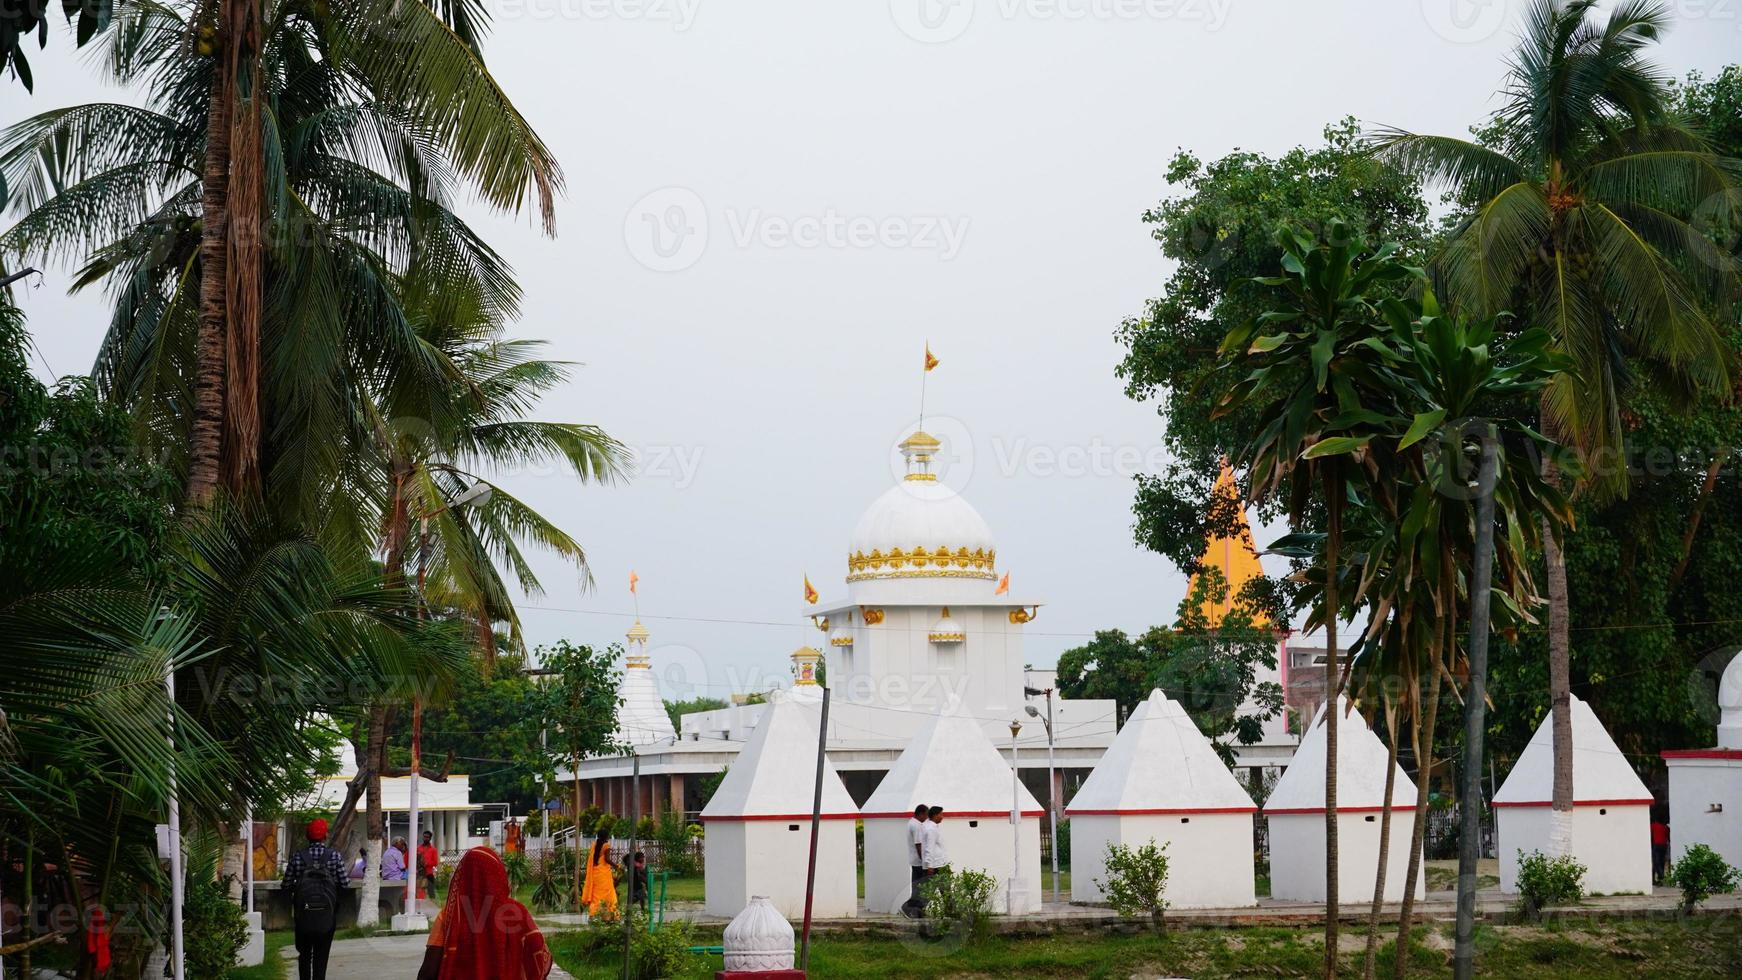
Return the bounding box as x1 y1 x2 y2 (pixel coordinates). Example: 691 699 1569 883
1662 651 1742 871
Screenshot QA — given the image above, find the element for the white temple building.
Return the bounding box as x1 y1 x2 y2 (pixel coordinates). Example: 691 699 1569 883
861 711 1044 914
1265 698 1424 904
1662 651 1742 870
564 426 1123 819
293 742 483 860
1066 689 1258 908
700 694 858 919
616 620 678 746
1494 694 1654 895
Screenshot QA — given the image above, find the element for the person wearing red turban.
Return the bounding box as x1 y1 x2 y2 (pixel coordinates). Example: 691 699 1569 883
417 847 551 980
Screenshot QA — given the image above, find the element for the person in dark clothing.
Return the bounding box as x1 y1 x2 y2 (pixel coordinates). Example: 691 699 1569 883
283 819 347 980
900 804 929 918
1651 819 1671 885
628 851 650 910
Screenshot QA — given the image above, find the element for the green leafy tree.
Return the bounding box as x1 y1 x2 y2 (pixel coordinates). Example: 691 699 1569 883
533 639 623 909
664 696 728 732
1165 567 1285 762
1116 118 1430 573
1215 222 1420 975
1369 0 1742 856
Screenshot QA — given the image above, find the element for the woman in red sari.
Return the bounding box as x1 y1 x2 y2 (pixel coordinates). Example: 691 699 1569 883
417 847 552 980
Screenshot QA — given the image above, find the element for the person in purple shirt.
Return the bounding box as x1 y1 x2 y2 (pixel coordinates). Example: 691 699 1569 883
381 840 407 880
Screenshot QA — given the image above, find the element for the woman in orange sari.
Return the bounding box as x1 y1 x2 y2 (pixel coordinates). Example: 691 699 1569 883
579 836 618 917
416 847 551 980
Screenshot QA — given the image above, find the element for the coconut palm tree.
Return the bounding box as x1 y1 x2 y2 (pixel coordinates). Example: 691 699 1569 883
0 0 560 512
1368 0 1741 856
0 0 533 536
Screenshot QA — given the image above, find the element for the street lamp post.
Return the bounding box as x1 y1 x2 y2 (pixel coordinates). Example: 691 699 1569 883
1008 719 1024 915
1025 687 1058 905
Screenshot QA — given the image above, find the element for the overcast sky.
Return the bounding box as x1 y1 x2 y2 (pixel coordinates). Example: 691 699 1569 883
9 1 1739 701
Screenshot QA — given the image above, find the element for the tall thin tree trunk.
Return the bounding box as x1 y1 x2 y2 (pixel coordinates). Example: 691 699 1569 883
1323 473 1343 980
188 56 232 508
1542 499 1574 855
1393 626 1445 980
1362 701 1401 980
357 705 388 927
220 0 264 496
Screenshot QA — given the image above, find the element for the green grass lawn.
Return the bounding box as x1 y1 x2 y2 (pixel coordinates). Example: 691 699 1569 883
229 930 294 980
551 916 1742 979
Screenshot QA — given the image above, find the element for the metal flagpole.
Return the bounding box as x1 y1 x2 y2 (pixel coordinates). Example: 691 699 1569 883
166 661 185 980
800 687 832 970
1008 720 1022 915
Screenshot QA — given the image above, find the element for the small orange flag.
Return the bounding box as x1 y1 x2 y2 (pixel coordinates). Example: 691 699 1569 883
994 571 1010 595
629 570 638 594
924 343 939 372
804 574 818 605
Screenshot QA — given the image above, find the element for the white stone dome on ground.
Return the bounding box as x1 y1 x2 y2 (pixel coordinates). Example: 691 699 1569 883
847 431 996 583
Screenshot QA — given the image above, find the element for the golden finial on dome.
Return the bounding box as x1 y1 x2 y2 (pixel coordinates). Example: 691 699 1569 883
625 619 652 668
899 430 942 482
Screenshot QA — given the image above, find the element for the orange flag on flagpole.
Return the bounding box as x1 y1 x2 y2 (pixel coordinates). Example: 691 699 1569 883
994 571 1010 595
629 570 639 594
804 574 819 605
924 343 939 372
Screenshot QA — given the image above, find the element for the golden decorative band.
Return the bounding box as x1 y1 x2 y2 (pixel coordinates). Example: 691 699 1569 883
847 545 996 576
847 568 999 582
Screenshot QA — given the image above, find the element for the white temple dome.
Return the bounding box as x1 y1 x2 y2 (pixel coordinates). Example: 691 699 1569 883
847 431 996 583
1718 650 1742 748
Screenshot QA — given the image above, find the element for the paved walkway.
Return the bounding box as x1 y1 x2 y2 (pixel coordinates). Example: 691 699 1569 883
303 934 575 980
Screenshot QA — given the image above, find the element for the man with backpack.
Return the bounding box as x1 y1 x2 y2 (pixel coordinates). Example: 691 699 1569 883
283 818 346 980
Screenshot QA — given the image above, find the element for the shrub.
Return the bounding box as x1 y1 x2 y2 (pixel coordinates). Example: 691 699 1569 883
502 849 531 891
1514 850 1586 920
530 851 575 913
182 836 248 980
924 867 998 942
1053 818 1071 868
628 913 702 980
1667 844 1740 913
653 808 698 876
593 812 619 838
1096 839 1170 931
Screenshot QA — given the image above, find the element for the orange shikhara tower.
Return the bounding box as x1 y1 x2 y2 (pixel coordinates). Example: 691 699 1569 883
1188 463 1270 628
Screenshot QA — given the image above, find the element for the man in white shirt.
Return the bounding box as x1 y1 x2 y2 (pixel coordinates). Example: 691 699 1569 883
900 803 929 918
923 806 950 875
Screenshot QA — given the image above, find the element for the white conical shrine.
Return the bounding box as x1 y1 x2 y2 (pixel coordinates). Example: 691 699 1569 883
861 711 1044 914
1265 698 1424 903
614 620 676 746
1494 694 1653 895
699 696 859 919
1066 690 1258 907
1663 652 1742 872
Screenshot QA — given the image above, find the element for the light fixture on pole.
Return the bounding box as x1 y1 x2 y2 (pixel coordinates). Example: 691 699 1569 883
1025 686 1058 906
1008 719 1025 915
